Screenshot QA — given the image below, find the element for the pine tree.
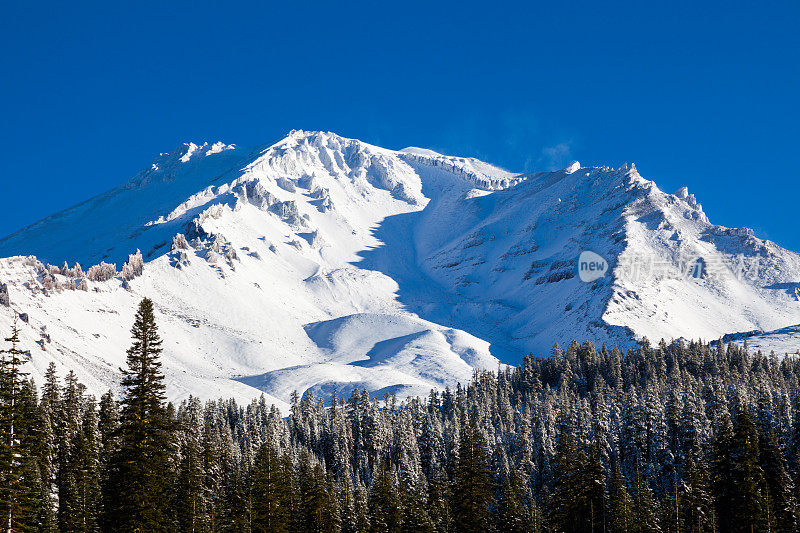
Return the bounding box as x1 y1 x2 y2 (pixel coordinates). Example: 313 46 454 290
631 461 660 533
678 455 714 533
251 442 288 533
0 317 39 532
712 413 735 531
16 380 46 532
279 452 301 533
70 397 101 532
453 417 493 533
200 419 222 532
728 410 766 532
37 363 58 532
104 297 173 532
218 436 251 533
338 478 359 533
757 424 797 532
496 471 528 533
425 470 452 533
297 452 339 533
584 433 607 532
399 477 433 533
714 410 767 533
96 391 118 533
367 461 400 533
551 415 603 532
56 370 84 531
176 398 210 533
609 462 633 533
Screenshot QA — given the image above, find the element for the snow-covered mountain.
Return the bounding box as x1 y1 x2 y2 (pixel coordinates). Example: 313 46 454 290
1 130 799 405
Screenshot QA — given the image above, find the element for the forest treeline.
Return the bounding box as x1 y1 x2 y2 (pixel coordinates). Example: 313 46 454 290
1 298 799 532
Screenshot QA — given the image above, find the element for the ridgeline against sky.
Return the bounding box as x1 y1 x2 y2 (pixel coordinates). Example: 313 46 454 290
1 1 798 247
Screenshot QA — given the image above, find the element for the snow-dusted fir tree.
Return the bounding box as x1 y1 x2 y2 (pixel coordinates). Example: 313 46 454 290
104 297 172 531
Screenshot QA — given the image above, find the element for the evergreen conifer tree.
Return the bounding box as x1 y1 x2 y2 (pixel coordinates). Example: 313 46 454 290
251 442 289 533
453 417 493 533
104 297 172 532
728 410 766 532
0 317 38 533
678 455 714 533
609 462 633 533
367 461 401 533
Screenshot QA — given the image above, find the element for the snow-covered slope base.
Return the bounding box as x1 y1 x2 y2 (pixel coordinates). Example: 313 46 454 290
722 325 800 356
1 130 799 405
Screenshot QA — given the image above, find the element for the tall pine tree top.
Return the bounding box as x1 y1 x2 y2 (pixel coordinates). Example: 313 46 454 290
0 315 36 533
120 297 166 425
106 297 173 532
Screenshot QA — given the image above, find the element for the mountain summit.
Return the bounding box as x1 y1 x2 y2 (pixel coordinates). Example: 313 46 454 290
2 130 799 404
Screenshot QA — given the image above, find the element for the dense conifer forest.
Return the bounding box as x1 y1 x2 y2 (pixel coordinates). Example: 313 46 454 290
1 298 799 532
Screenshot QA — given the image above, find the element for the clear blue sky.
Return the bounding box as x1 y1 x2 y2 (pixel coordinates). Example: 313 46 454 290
1 1 798 248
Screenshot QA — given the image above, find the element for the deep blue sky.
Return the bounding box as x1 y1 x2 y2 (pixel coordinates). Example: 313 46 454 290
1 1 798 248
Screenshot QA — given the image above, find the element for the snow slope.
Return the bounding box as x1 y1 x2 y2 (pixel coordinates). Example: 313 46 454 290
1 130 799 406
720 325 800 356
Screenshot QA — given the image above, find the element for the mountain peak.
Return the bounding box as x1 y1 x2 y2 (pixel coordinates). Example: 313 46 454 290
127 141 238 188
2 133 800 406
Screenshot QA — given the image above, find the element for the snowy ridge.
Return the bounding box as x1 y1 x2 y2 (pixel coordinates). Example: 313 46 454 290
1 130 799 406
605 164 800 348
398 147 525 191
722 325 800 356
